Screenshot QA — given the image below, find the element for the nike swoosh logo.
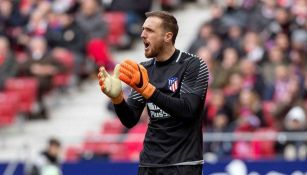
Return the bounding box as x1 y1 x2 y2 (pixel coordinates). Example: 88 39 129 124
136 65 143 88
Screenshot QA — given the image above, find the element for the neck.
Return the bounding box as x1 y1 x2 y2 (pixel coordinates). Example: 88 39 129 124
155 45 176 62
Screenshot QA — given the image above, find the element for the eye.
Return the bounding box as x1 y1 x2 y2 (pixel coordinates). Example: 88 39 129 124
142 27 154 33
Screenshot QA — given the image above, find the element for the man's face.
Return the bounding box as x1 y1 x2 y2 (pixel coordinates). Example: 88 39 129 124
141 17 166 58
49 144 61 157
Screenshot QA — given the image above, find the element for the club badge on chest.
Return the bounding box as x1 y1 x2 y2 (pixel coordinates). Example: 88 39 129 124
168 76 178 93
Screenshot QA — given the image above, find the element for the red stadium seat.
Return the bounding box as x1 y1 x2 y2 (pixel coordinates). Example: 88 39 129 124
262 101 276 128
251 128 276 159
0 92 18 126
232 128 276 160
122 122 147 161
101 119 124 134
83 139 119 155
65 146 82 162
79 119 126 160
52 49 74 88
5 77 38 113
104 12 127 47
109 143 129 161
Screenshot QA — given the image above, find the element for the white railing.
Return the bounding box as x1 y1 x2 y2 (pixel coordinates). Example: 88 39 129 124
84 131 307 142
2 131 306 175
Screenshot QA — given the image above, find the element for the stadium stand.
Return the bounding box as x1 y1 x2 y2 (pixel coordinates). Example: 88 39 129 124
4 77 38 115
0 1 306 174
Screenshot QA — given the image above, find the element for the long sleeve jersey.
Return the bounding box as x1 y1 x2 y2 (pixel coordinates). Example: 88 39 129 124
114 49 209 167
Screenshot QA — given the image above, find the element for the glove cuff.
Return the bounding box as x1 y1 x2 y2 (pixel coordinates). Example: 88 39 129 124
142 83 156 99
111 91 124 104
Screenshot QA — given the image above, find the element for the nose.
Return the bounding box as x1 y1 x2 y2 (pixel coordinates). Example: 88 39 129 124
141 30 146 38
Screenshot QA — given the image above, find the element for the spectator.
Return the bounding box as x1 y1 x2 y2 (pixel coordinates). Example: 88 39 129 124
246 0 276 33
274 32 290 56
231 89 265 160
76 0 108 42
206 34 223 60
188 22 214 54
47 10 85 54
209 4 224 36
239 59 266 99
196 46 215 86
242 31 265 63
288 50 306 94
0 0 29 41
304 68 307 100
204 89 234 128
0 0 13 36
265 7 291 39
107 0 152 21
76 0 114 71
211 47 240 89
272 64 291 103
279 106 307 160
26 138 62 175
24 2 51 37
261 47 287 96
223 24 243 54
221 0 247 33
17 37 65 119
16 4 50 50
224 72 243 110
46 9 86 78
107 0 153 37
272 74 303 129
204 112 235 160
51 0 76 14
291 0 307 28
236 89 265 128
291 29 307 52
0 36 17 90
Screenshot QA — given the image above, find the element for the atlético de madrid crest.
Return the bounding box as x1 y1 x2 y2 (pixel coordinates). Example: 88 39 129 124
168 77 178 92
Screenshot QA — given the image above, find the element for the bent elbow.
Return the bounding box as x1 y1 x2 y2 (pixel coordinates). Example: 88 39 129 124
124 123 137 129
119 118 138 129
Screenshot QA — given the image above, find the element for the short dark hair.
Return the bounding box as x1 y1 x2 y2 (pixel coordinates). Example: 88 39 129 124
145 11 178 44
49 138 61 147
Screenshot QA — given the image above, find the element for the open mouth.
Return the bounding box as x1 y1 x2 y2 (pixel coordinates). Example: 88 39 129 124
144 41 150 50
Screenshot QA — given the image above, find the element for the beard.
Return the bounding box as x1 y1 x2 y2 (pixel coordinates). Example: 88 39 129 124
144 41 164 58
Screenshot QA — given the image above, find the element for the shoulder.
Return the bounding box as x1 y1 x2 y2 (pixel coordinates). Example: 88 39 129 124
30 153 49 167
181 51 198 60
180 52 207 69
140 58 154 68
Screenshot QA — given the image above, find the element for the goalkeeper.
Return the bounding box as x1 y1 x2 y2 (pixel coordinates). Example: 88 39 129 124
98 11 209 175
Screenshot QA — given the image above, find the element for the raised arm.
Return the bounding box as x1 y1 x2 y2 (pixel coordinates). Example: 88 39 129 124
149 58 209 119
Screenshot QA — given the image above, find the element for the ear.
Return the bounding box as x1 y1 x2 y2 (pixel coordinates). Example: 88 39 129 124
164 32 173 43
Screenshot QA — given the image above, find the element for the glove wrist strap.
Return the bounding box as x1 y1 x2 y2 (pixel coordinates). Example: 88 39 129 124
111 91 124 104
142 83 156 99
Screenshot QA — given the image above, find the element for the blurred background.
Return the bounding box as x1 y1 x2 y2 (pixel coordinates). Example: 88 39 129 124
0 0 306 174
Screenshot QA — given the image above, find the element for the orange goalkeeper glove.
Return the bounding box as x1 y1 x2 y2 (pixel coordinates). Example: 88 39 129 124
98 64 124 104
119 59 156 99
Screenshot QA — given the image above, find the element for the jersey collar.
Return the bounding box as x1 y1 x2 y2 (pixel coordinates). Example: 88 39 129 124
154 49 180 67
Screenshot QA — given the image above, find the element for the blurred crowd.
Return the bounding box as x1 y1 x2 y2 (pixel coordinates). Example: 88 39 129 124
192 0 307 161
0 0 306 163
0 0 153 119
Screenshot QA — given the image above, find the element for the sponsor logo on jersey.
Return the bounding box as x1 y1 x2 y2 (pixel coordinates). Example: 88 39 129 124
168 77 178 92
147 102 171 118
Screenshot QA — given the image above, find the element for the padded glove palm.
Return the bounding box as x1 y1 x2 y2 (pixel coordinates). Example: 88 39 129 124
98 64 123 104
119 59 155 99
